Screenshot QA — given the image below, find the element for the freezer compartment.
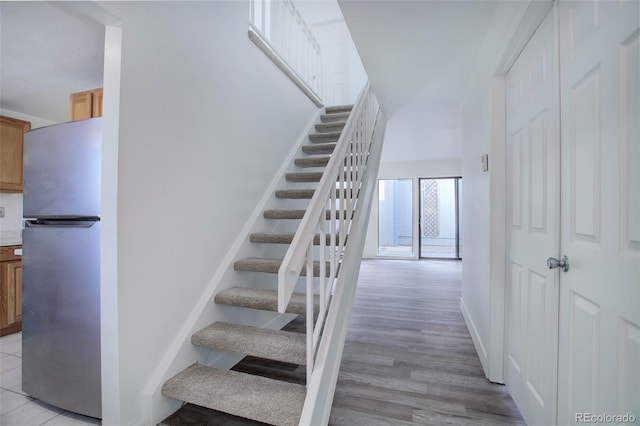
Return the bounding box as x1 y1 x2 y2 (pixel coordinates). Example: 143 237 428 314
23 118 102 218
22 220 101 419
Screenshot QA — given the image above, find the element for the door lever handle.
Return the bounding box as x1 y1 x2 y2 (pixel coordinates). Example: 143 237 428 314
547 255 569 272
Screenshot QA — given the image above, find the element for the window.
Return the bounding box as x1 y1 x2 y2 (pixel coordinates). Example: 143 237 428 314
378 179 413 256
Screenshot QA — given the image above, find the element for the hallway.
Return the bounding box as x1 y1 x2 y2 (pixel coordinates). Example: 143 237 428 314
329 259 524 425
161 259 525 425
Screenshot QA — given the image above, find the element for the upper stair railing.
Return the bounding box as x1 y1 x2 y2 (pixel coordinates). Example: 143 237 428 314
278 82 383 386
249 0 323 106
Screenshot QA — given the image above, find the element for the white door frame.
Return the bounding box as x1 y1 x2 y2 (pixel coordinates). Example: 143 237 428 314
485 0 554 384
65 2 124 423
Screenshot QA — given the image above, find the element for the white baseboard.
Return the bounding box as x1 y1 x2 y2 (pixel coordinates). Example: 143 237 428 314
460 297 489 378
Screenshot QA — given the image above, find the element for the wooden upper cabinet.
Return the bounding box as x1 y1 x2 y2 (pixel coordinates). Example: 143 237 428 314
92 88 104 118
70 90 93 120
70 88 103 121
0 116 31 193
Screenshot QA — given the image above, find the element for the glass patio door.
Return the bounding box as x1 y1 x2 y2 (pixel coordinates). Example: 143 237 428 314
419 178 462 259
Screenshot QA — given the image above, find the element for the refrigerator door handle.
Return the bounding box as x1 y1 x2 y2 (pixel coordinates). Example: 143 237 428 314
25 219 98 228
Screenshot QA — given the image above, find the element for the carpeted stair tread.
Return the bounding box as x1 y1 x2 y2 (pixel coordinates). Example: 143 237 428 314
192 322 306 365
275 189 315 199
263 209 349 219
285 169 360 185
264 209 308 219
315 121 346 133
250 232 334 245
162 100 361 423
325 104 353 113
321 111 350 123
285 172 323 182
250 232 296 244
161 364 305 426
275 189 354 199
215 287 318 315
301 143 336 154
309 131 341 143
294 156 330 167
234 257 332 277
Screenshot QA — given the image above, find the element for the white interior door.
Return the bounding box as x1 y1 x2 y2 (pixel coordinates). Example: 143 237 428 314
505 7 560 426
557 1 640 423
313 22 350 106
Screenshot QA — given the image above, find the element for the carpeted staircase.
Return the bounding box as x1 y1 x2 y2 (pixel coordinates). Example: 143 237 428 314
160 104 353 426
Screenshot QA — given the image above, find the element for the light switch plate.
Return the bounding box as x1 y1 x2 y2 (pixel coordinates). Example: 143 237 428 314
481 153 489 172
0 207 4 218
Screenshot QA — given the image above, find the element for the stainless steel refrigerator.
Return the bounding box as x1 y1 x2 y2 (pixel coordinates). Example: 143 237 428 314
22 118 102 419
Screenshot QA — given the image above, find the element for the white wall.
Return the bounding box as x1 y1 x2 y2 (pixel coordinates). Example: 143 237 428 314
0 193 23 243
100 22 122 426
380 102 463 162
460 75 492 372
460 0 536 381
97 2 318 424
0 108 57 129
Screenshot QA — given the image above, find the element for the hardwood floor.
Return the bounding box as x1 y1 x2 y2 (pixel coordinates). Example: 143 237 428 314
161 259 524 425
329 259 523 425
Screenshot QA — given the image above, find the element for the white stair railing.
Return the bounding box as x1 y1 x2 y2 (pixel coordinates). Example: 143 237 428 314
300 101 386 425
249 0 322 106
277 83 383 386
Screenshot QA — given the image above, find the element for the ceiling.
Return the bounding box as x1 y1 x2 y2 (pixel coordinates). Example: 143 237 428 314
339 0 498 118
338 0 498 161
0 2 105 123
0 0 499 161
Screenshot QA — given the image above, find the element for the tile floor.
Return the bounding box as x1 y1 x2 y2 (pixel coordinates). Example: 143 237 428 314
0 332 101 426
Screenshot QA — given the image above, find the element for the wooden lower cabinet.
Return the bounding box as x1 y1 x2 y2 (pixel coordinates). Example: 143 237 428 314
0 246 22 336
